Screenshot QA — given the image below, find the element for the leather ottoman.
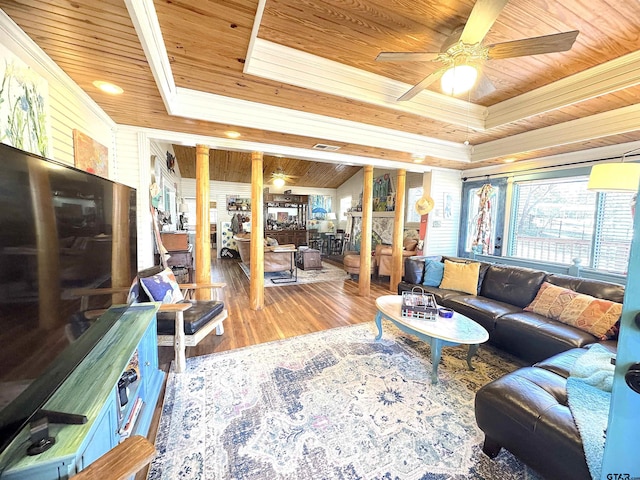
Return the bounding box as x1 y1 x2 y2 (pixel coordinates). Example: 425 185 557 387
475 348 592 480
343 253 375 277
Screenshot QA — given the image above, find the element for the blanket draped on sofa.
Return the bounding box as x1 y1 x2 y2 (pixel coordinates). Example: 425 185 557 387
566 344 615 480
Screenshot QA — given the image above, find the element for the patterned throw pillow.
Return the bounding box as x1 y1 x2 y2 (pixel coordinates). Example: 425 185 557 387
139 267 184 304
422 259 444 287
438 260 480 295
524 282 622 340
127 276 142 304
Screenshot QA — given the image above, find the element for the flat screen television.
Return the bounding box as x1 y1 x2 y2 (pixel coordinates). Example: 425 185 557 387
0 143 137 462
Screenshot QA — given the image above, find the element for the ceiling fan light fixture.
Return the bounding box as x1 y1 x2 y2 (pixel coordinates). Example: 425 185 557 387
272 170 287 188
440 64 478 96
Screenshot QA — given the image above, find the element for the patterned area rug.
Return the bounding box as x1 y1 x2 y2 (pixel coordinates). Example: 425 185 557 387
149 323 541 480
238 260 349 287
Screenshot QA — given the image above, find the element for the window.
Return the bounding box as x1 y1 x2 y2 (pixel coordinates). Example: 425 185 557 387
339 196 351 221
406 186 423 223
508 177 634 274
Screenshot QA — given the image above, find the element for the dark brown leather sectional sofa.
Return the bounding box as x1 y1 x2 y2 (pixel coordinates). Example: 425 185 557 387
398 256 624 480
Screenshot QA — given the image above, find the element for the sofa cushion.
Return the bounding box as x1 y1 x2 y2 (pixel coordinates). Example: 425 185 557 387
480 264 546 308
524 282 622 340
422 259 444 287
266 236 279 246
441 295 521 333
492 311 598 364
404 257 426 284
397 281 460 305
545 274 625 303
534 347 597 378
439 260 480 295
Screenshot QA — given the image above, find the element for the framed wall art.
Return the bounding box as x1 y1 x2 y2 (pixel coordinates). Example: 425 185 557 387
73 129 108 177
0 46 49 157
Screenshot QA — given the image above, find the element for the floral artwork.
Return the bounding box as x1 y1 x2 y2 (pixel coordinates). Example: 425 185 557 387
0 50 49 157
73 129 108 177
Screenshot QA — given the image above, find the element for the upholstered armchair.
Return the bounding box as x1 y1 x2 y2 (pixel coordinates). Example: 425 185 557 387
234 235 296 273
375 238 419 277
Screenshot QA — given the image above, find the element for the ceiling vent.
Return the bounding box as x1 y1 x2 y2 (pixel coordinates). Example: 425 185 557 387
312 143 341 151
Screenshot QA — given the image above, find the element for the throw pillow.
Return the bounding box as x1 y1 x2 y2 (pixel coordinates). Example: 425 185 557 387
422 259 445 287
438 260 480 295
127 276 142 304
139 267 184 304
403 238 418 251
524 282 622 340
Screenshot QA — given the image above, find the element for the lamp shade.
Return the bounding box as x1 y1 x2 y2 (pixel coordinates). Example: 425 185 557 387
179 202 189 213
587 163 640 192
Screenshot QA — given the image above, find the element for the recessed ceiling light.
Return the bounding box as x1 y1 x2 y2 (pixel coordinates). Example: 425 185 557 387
92 80 123 95
504 157 516 163
224 131 241 139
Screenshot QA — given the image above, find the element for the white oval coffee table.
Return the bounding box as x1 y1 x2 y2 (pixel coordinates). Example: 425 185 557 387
375 295 489 384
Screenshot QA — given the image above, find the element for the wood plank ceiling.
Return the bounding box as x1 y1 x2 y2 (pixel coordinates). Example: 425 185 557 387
1 0 639 186
173 146 362 188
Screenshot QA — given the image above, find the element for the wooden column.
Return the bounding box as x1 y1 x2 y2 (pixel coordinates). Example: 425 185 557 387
390 169 406 291
195 144 211 300
28 161 61 329
250 151 265 310
359 165 373 296
111 183 131 305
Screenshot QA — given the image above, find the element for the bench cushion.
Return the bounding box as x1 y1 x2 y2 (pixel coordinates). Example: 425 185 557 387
157 300 225 335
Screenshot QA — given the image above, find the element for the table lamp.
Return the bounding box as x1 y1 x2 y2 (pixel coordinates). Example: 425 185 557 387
327 212 337 231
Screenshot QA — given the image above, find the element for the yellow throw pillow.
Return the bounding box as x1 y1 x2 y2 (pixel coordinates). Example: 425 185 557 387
439 260 480 295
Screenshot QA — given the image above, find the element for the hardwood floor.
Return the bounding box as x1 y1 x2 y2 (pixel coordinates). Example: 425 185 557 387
158 255 393 366
139 253 394 478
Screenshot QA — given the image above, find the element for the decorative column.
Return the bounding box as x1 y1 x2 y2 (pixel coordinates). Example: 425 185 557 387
250 151 265 310
390 169 406 291
111 182 131 305
195 144 211 300
359 165 374 296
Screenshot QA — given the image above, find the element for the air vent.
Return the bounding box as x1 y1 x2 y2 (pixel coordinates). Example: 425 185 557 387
312 143 341 151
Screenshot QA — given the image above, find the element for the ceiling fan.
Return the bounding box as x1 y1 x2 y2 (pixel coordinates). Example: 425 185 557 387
376 0 579 101
270 167 298 188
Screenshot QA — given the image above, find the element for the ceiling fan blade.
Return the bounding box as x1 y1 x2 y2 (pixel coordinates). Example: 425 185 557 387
376 52 440 62
398 69 445 101
459 0 509 45
487 30 579 59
